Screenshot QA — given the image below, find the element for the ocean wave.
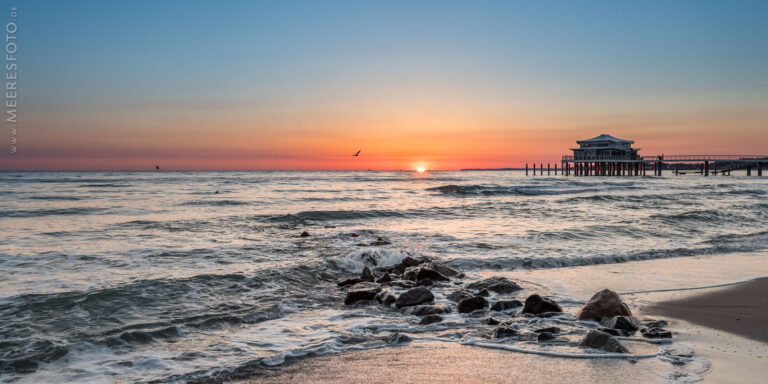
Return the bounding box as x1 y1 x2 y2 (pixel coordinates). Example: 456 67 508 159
0 207 105 218
703 230 768 248
0 262 339 375
268 209 406 223
526 224 657 241
26 195 83 201
115 219 215 232
427 184 600 197
0 339 68 374
0 177 124 184
179 200 251 206
558 194 678 204
722 188 766 195
109 326 184 346
649 209 728 225
447 234 768 271
347 176 465 183
80 183 130 188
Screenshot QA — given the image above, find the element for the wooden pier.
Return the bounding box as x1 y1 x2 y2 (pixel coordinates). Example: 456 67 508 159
526 155 768 176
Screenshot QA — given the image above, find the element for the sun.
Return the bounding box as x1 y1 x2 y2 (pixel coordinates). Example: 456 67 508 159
417 167 426 173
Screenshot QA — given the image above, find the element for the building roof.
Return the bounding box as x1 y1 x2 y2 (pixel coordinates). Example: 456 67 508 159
571 146 640 151
576 134 634 145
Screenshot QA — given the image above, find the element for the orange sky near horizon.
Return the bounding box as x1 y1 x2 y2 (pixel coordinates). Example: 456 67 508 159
8 106 767 171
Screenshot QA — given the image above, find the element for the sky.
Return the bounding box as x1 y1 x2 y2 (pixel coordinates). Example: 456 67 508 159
2 0 767 170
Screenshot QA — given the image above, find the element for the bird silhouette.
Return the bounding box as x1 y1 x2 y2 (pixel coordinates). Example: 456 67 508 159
155 165 160 171
353 150 361 157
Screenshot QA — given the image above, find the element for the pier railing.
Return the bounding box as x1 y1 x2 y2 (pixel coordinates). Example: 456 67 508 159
562 155 768 162
561 155 640 161
639 155 768 162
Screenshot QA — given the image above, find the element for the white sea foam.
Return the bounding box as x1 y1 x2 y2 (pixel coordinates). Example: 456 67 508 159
335 244 424 273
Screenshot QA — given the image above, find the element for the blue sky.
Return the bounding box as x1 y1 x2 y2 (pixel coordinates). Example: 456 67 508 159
4 0 768 169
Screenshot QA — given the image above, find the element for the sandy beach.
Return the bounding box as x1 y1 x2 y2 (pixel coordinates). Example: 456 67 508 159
648 278 768 344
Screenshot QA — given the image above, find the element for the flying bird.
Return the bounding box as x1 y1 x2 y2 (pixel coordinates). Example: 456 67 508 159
155 165 160 171
353 150 361 157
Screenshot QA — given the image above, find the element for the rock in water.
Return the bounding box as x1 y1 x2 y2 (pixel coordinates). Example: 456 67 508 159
376 291 397 306
344 283 382 305
458 296 489 313
395 287 434 308
642 319 668 328
401 256 424 268
522 294 562 315
387 333 412 344
300 231 310 237
577 289 631 321
376 272 392 284
476 288 489 297
491 300 523 311
425 261 464 278
371 237 391 246
537 332 556 342
534 326 560 334
493 324 517 338
578 330 629 353
598 328 629 337
403 268 419 281
389 280 415 289
641 327 672 339
601 316 639 334
481 316 500 325
419 315 443 325
415 278 434 287
466 277 522 294
447 289 474 302
416 267 449 281
404 304 452 316
360 267 375 282
337 278 362 287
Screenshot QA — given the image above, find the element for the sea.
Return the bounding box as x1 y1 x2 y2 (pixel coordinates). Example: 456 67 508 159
1 170 767 383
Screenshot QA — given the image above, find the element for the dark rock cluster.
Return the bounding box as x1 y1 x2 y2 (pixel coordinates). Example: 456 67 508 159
335 253 673 353
335 256 532 326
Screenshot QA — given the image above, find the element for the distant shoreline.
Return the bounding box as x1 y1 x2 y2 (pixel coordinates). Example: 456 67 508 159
460 168 524 171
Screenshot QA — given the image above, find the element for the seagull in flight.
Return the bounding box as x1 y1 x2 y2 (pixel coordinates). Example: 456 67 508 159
353 150 361 157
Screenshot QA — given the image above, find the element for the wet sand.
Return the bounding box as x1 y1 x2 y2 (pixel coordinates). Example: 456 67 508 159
239 341 667 384
648 278 768 344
